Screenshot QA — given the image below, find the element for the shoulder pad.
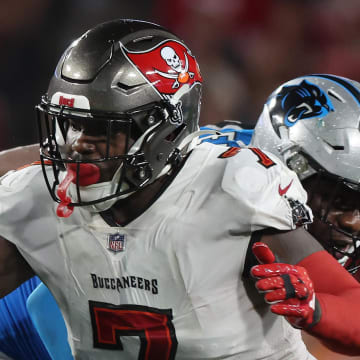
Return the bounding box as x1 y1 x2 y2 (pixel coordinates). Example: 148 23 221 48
221 147 312 230
0 164 43 191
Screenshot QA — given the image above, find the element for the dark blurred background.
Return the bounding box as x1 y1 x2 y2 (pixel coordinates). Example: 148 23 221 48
1 0 360 152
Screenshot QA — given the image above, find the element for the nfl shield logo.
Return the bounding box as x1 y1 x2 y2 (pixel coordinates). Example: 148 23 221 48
107 233 126 253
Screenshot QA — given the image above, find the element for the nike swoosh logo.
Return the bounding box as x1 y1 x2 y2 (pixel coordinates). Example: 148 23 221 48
278 179 293 196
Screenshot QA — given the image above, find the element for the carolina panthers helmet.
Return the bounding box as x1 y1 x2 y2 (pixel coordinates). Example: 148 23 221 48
36 19 202 215
251 74 360 273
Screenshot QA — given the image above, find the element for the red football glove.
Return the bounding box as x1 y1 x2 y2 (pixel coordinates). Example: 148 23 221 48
250 242 316 329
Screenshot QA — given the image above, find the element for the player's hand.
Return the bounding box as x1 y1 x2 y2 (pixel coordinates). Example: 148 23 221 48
250 242 316 329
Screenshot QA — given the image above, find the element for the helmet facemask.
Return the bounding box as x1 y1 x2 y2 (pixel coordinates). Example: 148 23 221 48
36 97 189 216
302 171 360 273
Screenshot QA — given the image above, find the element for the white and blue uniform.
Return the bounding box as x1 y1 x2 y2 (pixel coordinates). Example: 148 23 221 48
199 123 253 147
0 276 51 360
0 141 315 360
26 283 73 360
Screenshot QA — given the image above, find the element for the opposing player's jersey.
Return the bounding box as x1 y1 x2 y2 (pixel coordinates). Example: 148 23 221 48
0 142 314 360
0 276 51 360
199 124 253 147
27 282 73 360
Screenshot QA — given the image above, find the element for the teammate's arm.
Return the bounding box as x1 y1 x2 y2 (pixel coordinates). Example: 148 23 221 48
0 144 39 175
0 145 38 298
260 227 322 265
0 236 35 298
255 227 360 355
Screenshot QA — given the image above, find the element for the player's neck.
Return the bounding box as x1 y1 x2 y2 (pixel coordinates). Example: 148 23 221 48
107 155 189 226
108 173 172 226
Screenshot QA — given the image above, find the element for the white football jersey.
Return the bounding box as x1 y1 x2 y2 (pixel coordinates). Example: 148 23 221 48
0 142 316 360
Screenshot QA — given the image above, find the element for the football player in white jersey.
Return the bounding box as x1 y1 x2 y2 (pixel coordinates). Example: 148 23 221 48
1 19 360 360
250 74 360 356
203 75 360 358
250 74 360 282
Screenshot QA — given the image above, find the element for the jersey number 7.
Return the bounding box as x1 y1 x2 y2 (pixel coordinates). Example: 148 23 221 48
89 301 178 359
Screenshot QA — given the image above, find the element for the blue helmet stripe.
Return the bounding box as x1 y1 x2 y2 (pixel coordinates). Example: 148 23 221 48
309 74 360 105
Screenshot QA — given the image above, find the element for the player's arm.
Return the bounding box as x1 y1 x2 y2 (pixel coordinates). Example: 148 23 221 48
0 236 35 298
253 227 360 355
0 145 38 297
0 144 39 176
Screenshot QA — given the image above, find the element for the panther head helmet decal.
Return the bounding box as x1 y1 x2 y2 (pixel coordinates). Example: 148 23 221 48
268 79 335 132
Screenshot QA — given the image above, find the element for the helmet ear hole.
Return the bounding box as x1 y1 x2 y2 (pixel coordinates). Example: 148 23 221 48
130 122 143 142
165 124 186 142
129 107 164 142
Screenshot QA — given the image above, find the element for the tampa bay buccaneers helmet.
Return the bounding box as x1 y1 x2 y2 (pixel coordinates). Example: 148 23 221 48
251 74 360 275
36 19 202 216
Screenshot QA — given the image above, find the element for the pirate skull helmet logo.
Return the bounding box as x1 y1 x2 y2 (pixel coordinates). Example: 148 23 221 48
156 45 195 89
161 46 181 71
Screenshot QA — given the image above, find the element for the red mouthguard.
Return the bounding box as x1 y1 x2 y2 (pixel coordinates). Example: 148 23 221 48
56 163 100 218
